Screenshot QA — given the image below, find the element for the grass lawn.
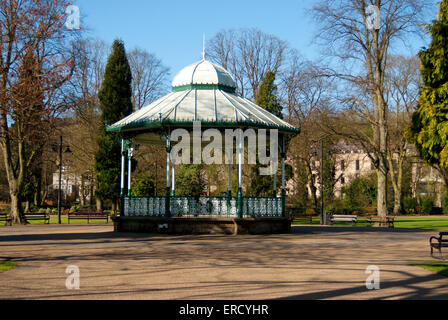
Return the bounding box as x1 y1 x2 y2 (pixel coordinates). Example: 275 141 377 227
1 215 448 230
0 261 17 273
409 262 448 277
0 215 113 226
292 216 448 231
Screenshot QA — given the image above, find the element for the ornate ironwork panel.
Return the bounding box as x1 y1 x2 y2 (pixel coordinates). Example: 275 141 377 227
124 196 282 218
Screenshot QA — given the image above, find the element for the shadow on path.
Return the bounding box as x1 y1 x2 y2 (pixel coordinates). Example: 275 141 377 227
277 272 448 300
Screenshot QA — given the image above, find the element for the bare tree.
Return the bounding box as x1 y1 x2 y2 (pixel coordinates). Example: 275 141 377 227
312 0 433 217
0 0 78 224
128 48 170 111
208 28 288 99
279 52 336 207
386 55 421 214
64 38 108 207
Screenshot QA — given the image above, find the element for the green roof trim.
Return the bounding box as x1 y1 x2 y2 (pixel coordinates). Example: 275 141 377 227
106 119 301 135
172 83 236 93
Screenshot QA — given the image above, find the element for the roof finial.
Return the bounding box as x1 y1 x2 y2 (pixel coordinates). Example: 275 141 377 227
202 33 206 60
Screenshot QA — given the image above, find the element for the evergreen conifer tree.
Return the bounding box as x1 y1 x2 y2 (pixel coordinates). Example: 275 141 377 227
409 0 448 184
95 40 133 210
250 71 283 196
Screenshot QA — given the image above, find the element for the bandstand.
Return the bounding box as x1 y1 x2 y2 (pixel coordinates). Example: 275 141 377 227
107 57 300 234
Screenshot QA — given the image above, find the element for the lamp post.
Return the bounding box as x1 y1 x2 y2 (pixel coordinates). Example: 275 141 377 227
56 136 71 225
57 136 62 224
320 138 325 225
317 135 330 225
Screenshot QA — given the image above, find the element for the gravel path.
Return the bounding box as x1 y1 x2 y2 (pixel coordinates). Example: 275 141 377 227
0 224 447 300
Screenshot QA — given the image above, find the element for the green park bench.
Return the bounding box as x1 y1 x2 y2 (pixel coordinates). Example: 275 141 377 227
68 209 109 224
367 216 395 228
0 213 12 226
430 232 448 259
289 213 313 224
24 212 50 224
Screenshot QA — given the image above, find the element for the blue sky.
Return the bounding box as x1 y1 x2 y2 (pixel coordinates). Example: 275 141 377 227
75 0 438 76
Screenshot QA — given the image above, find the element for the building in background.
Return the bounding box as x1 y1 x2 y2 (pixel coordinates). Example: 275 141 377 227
296 141 445 206
51 167 95 206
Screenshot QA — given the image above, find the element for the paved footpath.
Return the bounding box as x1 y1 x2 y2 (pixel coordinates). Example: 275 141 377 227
0 224 447 300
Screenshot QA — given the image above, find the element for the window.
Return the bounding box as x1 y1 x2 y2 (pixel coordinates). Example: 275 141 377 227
341 160 345 171
356 160 360 171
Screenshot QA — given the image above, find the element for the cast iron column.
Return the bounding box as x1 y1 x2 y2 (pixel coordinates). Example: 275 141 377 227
120 140 126 197
127 146 133 197
171 166 175 197
120 139 126 217
281 135 286 218
165 134 171 217
57 136 63 224
237 132 243 219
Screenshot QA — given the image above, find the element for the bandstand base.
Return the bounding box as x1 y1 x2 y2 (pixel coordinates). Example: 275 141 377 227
112 216 291 235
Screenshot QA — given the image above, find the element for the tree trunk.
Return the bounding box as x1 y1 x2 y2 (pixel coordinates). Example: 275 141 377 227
377 167 388 217
96 198 103 211
393 187 402 215
90 184 95 206
40 189 48 207
388 150 405 216
112 200 118 214
33 172 41 207
375 90 389 218
306 162 318 209
79 175 85 207
10 193 25 225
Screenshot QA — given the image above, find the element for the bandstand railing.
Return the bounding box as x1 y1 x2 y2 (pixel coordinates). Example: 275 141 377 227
122 196 284 218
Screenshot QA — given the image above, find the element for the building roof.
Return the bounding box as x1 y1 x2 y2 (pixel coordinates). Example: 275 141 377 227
172 59 237 91
107 59 300 137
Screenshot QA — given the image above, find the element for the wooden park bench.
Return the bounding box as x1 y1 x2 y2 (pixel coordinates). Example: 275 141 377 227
367 216 395 228
329 214 358 226
24 212 50 224
68 209 109 224
430 232 448 258
0 213 12 226
289 213 313 224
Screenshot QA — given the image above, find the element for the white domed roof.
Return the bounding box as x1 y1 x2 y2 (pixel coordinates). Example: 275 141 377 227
108 58 300 140
172 59 236 90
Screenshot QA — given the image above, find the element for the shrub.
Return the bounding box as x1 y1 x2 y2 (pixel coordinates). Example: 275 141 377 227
176 165 206 197
362 206 378 216
324 204 335 214
420 196 434 215
342 174 377 210
131 173 155 197
442 193 448 215
70 205 81 213
328 200 353 215
403 197 419 215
